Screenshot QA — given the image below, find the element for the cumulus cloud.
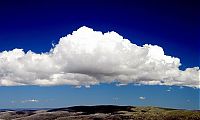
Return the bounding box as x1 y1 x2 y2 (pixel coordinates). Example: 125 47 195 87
0 26 199 88
139 97 146 100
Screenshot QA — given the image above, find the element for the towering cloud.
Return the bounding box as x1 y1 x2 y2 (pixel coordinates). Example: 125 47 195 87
0 26 199 88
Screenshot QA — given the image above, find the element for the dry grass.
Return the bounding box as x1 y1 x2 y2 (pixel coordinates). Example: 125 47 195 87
0 106 199 120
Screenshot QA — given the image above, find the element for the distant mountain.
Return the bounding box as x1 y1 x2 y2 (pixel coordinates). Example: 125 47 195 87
0 105 200 120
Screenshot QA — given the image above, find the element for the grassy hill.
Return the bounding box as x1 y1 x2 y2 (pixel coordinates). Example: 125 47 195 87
0 105 199 120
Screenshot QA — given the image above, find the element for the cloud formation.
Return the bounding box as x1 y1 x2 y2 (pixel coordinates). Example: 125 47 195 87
0 26 199 88
21 99 39 103
139 96 146 100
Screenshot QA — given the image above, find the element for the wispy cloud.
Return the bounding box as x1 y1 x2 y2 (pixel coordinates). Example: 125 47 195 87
113 97 119 101
74 85 82 88
166 89 171 92
179 86 184 89
0 26 199 88
116 83 128 87
186 99 190 102
166 87 172 92
21 99 39 103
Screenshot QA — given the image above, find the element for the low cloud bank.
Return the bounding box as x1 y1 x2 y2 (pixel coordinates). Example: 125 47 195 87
0 26 199 88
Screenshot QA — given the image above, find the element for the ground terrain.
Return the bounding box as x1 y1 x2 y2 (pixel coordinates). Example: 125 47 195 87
0 105 199 120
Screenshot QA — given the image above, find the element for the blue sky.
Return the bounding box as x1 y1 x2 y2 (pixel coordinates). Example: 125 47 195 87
0 0 199 109
0 85 199 110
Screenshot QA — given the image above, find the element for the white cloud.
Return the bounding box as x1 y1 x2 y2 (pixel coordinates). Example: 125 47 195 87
21 99 39 103
139 96 146 100
179 86 184 89
166 87 172 92
166 89 171 92
116 83 128 86
75 85 82 88
0 26 199 88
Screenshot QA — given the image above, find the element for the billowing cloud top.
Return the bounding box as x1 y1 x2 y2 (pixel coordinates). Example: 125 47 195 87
0 26 199 88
